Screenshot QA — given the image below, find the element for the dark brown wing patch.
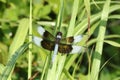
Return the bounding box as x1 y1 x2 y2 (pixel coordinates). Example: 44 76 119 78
41 39 55 51
43 31 55 41
60 37 74 44
58 43 73 53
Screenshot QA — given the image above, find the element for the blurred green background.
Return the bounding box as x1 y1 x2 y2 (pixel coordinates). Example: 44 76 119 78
0 0 120 80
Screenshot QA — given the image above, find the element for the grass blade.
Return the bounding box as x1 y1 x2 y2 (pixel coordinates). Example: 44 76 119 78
28 0 33 78
0 43 30 80
67 0 79 36
9 18 29 56
104 40 120 47
90 0 110 80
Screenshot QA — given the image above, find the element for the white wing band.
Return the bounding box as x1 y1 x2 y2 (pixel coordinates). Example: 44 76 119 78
37 26 45 36
71 46 82 54
74 35 83 43
33 36 42 47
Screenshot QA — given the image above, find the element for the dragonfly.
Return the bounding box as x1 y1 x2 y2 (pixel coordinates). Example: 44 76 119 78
33 26 83 63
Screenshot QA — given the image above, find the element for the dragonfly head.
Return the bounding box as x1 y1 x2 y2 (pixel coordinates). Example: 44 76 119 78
56 32 62 39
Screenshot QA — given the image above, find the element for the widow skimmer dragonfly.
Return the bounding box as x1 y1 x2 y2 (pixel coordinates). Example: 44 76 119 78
33 26 83 63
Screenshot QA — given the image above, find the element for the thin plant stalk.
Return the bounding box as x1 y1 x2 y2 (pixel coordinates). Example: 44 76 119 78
90 0 110 80
28 0 32 79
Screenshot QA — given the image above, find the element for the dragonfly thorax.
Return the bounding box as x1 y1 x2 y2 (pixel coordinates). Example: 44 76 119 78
55 32 62 44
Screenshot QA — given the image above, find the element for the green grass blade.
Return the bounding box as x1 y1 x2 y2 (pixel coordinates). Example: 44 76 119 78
0 42 8 65
87 34 120 47
63 68 74 80
67 0 79 36
105 35 120 39
54 0 64 33
28 0 33 78
7 18 29 80
0 63 5 75
104 40 120 47
0 43 30 80
90 0 111 80
9 18 29 56
109 15 120 19
84 0 90 35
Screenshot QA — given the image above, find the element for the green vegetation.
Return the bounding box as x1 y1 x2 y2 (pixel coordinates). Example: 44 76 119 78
0 0 120 80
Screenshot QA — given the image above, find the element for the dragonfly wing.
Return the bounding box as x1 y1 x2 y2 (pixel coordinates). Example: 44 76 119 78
37 26 45 36
41 39 55 51
37 26 55 41
70 45 82 54
73 35 83 43
61 35 83 44
60 37 74 44
33 36 43 47
33 36 55 51
58 43 82 54
58 44 72 53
